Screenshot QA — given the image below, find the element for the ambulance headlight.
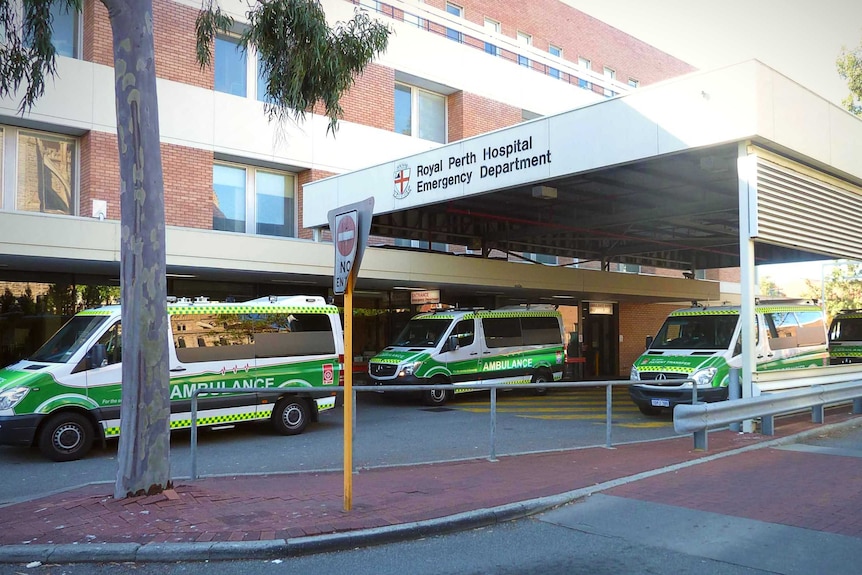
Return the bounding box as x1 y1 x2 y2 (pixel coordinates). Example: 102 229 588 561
0 387 29 410
400 361 422 377
691 367 717 387
630 366 640 381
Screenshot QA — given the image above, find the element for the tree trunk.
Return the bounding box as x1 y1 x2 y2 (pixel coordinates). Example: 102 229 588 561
102 0 171 499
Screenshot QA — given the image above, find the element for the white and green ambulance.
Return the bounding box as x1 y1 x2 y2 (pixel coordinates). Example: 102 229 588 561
367 306 565 406
0 295 343 461
828 309 862 365
629 301 828 415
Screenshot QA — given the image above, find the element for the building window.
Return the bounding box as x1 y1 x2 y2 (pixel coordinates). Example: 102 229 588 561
256 56 275 103
523 252 557 265
445 3 463 43
603 66 616 97
619 262 640 273
213 163 295 237
16 131 77 215
517 32 532 67
578 57 591 89
394 83 446 144
215 36 247 97
51 2 80 58
396 239 448 252
484 18 500 56
628 78 639 89
548 44 562 79
484 18 500 55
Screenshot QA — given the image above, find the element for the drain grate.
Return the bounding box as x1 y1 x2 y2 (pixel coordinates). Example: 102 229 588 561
421 407 454 412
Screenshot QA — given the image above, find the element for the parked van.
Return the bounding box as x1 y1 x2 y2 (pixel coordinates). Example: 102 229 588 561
828 309 862 365
367 306 565 406
629 301 828 415
0 295 343 461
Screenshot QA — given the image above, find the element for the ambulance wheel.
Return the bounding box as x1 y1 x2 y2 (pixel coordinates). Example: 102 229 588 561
638 405 662 416
532 370 550 396
423 377 450 406
38 412 94 462
272 397 310 435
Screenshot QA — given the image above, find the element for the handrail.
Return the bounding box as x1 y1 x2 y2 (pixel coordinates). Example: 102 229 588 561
352 0 633 96
674 378 862 450
188 379 634 479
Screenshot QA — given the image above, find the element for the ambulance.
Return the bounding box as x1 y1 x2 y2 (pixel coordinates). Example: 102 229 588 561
0 295 343 461
828 309 862 365
629 301 828 415
368 306 565 405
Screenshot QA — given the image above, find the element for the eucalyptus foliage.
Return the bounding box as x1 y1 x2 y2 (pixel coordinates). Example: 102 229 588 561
196 0 390 133
837 43 862 116
0 0 80 111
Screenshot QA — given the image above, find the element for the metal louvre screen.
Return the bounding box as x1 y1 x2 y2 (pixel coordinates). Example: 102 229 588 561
755 157 862 260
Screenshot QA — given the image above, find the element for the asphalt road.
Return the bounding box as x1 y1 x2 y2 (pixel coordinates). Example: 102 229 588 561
0 386 679 505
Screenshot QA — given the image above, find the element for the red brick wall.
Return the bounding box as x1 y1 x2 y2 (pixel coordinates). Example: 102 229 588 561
162 144 212 229
297 169 338 239
337 63 395 130
80 131 121 220
448 92 523 141
84 0 211 89
618 302 679 376
424 0 695 85
80 132 211 229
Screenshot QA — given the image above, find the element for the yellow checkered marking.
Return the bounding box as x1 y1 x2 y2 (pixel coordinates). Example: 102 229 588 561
104 411 267 437
371 358 403 364
168 304 337 315
637 365 695 373
78 309 114 316
417 310 559 320
831 350 862 357
170 412 266 428
836 314 862 320
672 305 819 317
671 309 738 316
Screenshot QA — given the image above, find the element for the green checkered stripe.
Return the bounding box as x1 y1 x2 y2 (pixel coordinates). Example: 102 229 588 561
372 357 403 364
836 314 862 320
671 309 738 317
831 349 862 357
757 306 821 314
78 309 114 316
636 365 696 374
415 310 560 320
103 410 268 437
168 304 337 315
671 306 820 317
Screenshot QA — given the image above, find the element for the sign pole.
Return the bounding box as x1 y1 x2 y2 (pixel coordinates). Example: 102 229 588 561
328 197 373 513
343 272 355 511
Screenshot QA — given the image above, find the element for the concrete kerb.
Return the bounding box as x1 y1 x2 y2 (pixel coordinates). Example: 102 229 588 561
4 418 862 565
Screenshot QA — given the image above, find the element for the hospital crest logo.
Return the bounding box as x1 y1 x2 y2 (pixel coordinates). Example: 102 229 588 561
394 164 411 199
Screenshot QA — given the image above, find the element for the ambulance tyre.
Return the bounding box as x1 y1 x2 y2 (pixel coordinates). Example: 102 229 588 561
272 397 310 435
532 370 550 396
638 405 662 416
38 412 94 462
423 377 450 406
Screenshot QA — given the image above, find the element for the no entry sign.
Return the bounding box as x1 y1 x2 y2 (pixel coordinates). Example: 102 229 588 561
327 198 374 296
334 211 358 293
337 212 357 257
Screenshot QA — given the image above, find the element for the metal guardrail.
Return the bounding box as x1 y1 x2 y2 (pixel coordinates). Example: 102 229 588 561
188 380 634 480
674 378 862 450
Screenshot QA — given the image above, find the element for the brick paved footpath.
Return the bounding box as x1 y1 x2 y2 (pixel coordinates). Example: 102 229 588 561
1 410 859 547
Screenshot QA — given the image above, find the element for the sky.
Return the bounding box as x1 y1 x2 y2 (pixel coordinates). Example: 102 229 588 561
563 0 862 289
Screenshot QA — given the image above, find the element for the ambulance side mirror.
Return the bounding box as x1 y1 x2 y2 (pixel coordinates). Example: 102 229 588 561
88 344 107 369
447 335 459 351
645 336 653 350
